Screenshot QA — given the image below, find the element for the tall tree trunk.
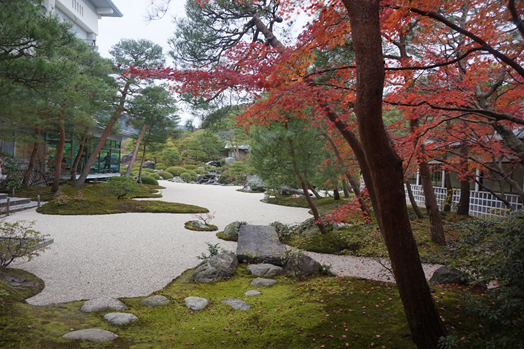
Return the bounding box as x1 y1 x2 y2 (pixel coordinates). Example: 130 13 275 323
288 139 327 235
51 116 66 193
74 82 131 189
22 128 41 187
405 180 424 219
320 122 372 220
457 141 470 215
125 123 148 177
444 169 453 212
342 179 350 198
307 182 322 198
137 140 148 183
340 0 446 347
70 127 89 180
333 187 340 200
410 119 446 245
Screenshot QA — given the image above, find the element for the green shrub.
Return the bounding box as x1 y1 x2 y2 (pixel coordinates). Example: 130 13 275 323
166 166 187 176
105 176 141 199
141 168 154 174
187 170 198 181
149 173 160 180
157 171 173 180
140 176 159 186
0 221 50 268
184 164 198 170
180 172 191 183
195 168 208 175
441 210 524 348
155 163 167 170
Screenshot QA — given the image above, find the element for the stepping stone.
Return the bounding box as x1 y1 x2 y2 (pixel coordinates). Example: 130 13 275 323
251 278 277 287
184 296 209 311
141 295 170 307
62 329 117 342
80 297 127 313
245 290 261 296
103 312 138 326
222 298 251 310
247 263 284 277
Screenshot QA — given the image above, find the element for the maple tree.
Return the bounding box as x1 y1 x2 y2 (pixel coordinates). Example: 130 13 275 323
132 0 524 346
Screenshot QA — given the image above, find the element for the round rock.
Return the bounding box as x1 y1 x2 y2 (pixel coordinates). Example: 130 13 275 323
247 263 284 277
80 297 127 313
184 296 209 311
141 295 170 307
244 290 261 296
221 298 251 310
62 329 117 342
103 312 138 326
251 278 277 287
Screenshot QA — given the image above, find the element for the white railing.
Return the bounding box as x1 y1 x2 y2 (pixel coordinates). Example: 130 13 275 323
406 184 523 217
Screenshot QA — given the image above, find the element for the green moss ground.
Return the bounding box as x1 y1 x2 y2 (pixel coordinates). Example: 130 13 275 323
0 265 481 348
16 182 208 215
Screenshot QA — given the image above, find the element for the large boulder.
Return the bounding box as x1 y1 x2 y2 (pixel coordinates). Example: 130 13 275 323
236 225 287 266
247 263 285 277
224 221 242 237
429 266 469 286
284 251 321 277
192 251 238 283
120 152 133 164
142 161 156 169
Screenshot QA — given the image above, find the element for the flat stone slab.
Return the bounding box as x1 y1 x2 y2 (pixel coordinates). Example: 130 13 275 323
103 312 138 326
245 290 261 296
62 329 117 342
184 296 209 311
141 295 170 307
247 263 284 277
81 297 127 313
221 298 251 310
251 278 277 287
237 225 287 266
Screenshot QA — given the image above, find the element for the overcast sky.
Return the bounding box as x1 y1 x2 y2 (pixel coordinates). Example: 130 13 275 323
97 0 185 62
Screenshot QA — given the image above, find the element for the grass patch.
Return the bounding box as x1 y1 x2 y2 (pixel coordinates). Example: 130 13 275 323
0 265 483 348
16 182 208 215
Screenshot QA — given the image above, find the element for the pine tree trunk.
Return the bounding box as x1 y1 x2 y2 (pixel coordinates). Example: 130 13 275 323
51 118 66 193
342 180 350 198
74 82 130 189
340 0 446 346
22 128 41 187
125 123 147 177
70 127 89 180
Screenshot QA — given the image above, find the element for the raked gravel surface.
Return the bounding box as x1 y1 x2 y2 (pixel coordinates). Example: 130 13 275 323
6 182 441 305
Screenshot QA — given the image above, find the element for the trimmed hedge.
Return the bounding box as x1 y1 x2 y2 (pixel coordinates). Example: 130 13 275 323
184 164 198 170
149 173 161 180
157 171 173 180
166 166 187 176
139 176 159 185
180 172 191 183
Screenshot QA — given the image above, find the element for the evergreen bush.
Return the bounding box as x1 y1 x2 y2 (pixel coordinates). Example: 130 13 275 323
180 172 191 183
184 164 198 170
166 166 187 176
149 173 160 180
140 176 159 186
105 176 140 199
157 171 173 179
441 210 524 348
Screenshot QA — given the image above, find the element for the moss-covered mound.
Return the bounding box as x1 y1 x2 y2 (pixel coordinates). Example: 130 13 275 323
184 221 218 231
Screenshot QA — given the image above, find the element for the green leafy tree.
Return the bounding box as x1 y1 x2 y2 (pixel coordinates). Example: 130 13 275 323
104 176 140 199
124 85 179 179
75 39 165 188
